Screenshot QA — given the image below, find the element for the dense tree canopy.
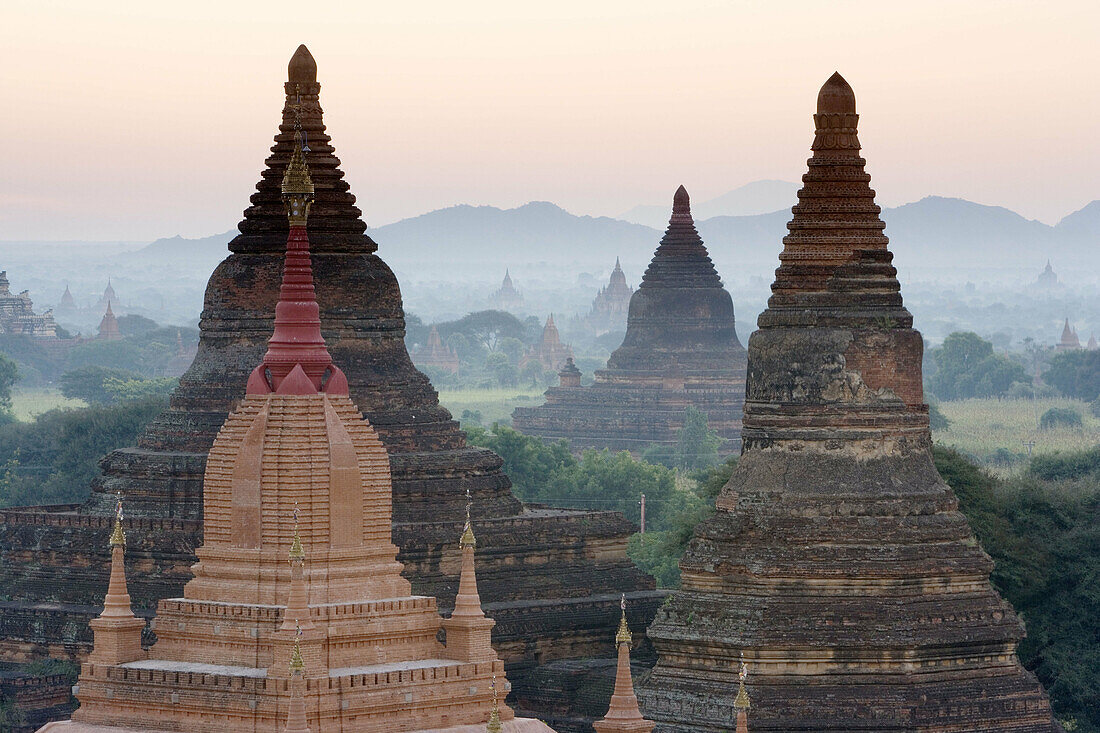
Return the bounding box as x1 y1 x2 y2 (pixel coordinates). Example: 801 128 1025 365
0 352 19 414
927 331 1031 400
933 447 1100 731
0 397 166 507
1043 349 1100 401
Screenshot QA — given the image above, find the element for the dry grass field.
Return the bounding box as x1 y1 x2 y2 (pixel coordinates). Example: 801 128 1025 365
935 397 1100 471
437 387 546 427
10 387 85 421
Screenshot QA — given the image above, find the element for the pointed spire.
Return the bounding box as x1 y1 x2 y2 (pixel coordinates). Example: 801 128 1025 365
486 675 503 733
284 628 311 733
444 489 497 662
88 493 146 665
671 185 691 223
288 44 317 84
245 120 348 396
594 595 654 733
734 655 751 733
614 256 622 271
817 71 856 114
282 505 314 633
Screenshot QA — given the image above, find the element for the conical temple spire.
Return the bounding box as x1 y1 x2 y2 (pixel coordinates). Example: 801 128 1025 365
763 71 908 329
245 131 348 396
444 490 498 663
230 45 373 254
734 656 750 733
594 596 654 733
87 495 146 665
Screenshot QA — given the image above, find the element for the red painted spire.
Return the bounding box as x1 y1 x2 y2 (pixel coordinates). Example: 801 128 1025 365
246 112 348 397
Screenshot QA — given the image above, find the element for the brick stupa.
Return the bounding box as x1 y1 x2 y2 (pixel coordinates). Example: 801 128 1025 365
0 45 657 727
512 187 747 451
43 132 552 733
638 73 1060 731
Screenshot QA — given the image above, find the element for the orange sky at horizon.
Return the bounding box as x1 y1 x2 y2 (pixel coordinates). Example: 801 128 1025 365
2 0 1098 241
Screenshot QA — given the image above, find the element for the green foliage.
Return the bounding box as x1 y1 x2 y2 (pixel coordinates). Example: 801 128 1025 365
25 657 79 679
933 446 1100 731
467 423 696 531
626 532 681 588
1040 406 1083 431
437 310 527 351
642 406 725 471
928 331 1031 400
60 365 141 404
0 397 166 507
0 698 27 729
116 314 160 337
0 351 19 414
1044 350 1100 401
102 376 178 402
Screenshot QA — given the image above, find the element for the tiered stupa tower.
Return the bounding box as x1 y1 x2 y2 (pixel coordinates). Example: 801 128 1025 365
46 133 550 733
513 187 747 451
638 73 1060 731
0 45 656 726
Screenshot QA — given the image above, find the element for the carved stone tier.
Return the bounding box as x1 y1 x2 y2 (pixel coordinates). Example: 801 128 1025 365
638 73 1060 732
513 187 747 451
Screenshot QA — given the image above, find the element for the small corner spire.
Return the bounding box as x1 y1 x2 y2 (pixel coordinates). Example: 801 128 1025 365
109 492 126 548
486 676 503 733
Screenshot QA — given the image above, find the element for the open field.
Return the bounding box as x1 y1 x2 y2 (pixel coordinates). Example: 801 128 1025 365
935 397 1100 469
437 387 546 427
10 388 86 421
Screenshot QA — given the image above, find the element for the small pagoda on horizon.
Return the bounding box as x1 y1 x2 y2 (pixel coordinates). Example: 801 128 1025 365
519 315 574 373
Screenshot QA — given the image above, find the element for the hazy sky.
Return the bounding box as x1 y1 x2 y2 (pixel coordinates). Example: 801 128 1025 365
3 0 1098 240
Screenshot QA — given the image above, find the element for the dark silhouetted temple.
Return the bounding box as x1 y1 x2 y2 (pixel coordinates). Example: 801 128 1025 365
512 187 747 451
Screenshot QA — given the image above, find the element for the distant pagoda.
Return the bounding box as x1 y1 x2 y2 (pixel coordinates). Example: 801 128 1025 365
638 73 1059 732
584 258 633 335
95 302 122 341
1056 318 1081 351
412 324 460 374
513 186 747 451
492 270 524 312
51 142 548 731
0 45 656 727
520 315 574 372
1036 259 1059 289
0 271 61 338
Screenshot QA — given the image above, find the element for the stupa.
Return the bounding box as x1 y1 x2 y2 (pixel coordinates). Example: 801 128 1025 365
512 187 747 452
0 45 657 726
43 139 550 732
1056 318 1080 351
95 302 122 341
94 279 117 313
520 315 573 372
638 73 1060 731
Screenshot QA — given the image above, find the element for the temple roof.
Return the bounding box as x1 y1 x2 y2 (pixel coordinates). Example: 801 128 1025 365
230 45 375 254
605 185 744 371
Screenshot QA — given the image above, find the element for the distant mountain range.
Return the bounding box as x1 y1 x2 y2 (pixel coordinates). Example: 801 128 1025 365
73 186 1099 284
618 180 800 229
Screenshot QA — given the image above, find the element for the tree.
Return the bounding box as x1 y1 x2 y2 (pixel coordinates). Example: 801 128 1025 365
928 332 1030 400
102 376 179 402
0 352 19 414
643 406 724 471
0 397 166 507
933 447 1100 731
60 366 141 404
116 314 159 337
1039 407 1083 431
437 311 526 352
1043 350 1100 401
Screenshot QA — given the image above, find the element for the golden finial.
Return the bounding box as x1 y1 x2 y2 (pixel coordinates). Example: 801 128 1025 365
282 84 314 225
289 502 305 561
734 653 750 710
289 622 305 672
486 675 502 733
460 487 476 548
615 593 631 646
109 493 126 547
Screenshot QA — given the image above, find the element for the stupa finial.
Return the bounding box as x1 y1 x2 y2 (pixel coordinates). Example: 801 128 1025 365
615 593 631 646
672 185 691 220
288 44 317 84
289 502 305 561
486 676 503 733
461 487 476 548
817 71 856 114
109 492 126 547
